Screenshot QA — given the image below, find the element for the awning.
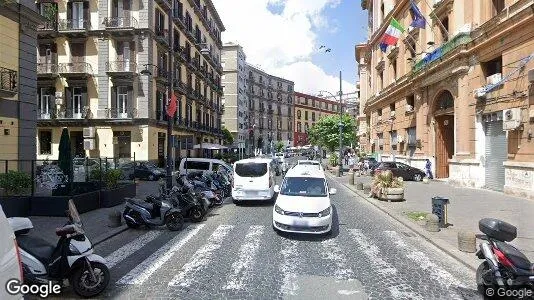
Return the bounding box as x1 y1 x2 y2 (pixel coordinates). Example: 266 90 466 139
193 143 228 150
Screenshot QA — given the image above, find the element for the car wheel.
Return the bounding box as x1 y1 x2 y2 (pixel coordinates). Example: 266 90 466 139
413 174 422 181
233 198 240 205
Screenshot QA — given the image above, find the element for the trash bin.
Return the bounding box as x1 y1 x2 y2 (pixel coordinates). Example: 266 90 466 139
431 196 450 228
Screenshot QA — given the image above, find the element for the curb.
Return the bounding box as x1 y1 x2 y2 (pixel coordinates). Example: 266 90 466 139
326 172 477 272
92 225 129 246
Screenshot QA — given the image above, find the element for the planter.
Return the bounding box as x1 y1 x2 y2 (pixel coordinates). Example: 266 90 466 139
100 183 135 208
0 196 31 217
378 187 404 202
31 191 100 216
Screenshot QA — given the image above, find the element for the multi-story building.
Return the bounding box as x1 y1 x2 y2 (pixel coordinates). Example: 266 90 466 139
293 92 344 147
35 0 225 165
0 0 43 170
356 0 534 197
221 43 248 150
246 64 294 155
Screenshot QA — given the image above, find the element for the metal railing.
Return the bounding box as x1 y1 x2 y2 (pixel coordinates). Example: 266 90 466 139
58 62 93 74
57 107 90 119
37 21 57 31
104 16 138 29
0 67 17 93
105 61 137 72
413 32 472 72
104 108 138 119
37 63 59 74
58 19 90 31
37 109 57 120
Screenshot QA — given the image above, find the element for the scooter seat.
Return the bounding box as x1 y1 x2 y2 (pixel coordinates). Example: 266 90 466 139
128 198 154 211
17 235 55 265
495 241 532 270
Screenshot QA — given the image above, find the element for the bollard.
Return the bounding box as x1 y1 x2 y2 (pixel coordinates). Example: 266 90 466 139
349 172 355 185
356 182 364 190
426 214 440 232
458 230 476 253
431 196 450 228
108 211 122 228
363 185 371 196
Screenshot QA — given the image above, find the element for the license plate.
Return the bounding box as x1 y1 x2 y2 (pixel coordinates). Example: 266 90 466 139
293 219 308 227
246 191 258 196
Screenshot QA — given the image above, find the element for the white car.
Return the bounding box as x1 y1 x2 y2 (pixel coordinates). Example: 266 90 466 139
296 160 323 171
232 158 277 203
272 166 336 235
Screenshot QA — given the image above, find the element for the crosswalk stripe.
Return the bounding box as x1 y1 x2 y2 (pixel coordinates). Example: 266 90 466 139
384 230 467 298
116 224 205 285
223 225 265 290
279 238 300 296
168 225 234 288
320 238 354 280
105 231 163 269
348 229 424 300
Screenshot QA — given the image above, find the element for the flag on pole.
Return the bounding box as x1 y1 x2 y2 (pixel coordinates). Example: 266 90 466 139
379 18 405 52
166 92 177 117
409 0 426 29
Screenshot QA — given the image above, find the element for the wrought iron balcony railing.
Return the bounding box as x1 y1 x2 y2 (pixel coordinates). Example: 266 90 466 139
37 21 57 31
104 16 138 29
104 108 138 119
57 107 90 119
37 109 57 120
105 61 137 72
58 62 93 74
58 19 90 31
37 63 59 74
0 67 17 94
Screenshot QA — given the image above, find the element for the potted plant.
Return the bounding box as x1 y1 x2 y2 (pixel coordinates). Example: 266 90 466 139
98 168 135 208
0 170 32 217
370 170 405 201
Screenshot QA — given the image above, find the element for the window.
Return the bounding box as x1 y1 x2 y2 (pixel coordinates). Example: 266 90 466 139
117 86 128 116
406 94 415 113
185 161 210 170
304 123 309 132
390 130 397 151
390 103 395 115
39 130 52 155
304 111 308 120
72 87 83 117
280 177 327 197
235 163 267 177
492 0 505 16
377 132 384 151
379 70 384 90
439 17 449 42
297 110 301 119
304 98 309 105
482 56 502 77
392 59 397 81
407 127 416 147
311 98 315 107
312 112 316 121
297 122 302 132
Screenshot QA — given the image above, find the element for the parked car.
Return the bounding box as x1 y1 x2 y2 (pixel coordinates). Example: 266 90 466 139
232 158 277 203
120 162 165 181
371 162 425 181
296 160 323 171
0 205 23 300
178 158 232 176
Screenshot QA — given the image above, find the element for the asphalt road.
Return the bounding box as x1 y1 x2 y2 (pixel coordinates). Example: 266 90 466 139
50 159 481 300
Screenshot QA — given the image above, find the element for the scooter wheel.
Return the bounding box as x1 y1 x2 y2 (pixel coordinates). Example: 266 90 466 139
166 212 184 231
124 212 141 229
190 207 204 223
70 261 110 298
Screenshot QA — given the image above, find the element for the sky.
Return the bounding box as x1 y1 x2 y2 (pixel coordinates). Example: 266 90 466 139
212 0 368 95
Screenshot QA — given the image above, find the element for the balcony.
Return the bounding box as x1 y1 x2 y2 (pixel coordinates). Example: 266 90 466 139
156 110 168 122
58 19 90 36
104 17 138 34
155 68 169 84
154 0 171 9
155 29 170 47
37 21 58 38
37 63 59 78
57 107 90 119
413 32 472 72
102 108 138 119
173 80 187 94
58 62 93 79
105 61 138 78
173 12 186 30
175 46 187 62
37 109 57 120
0 67 17 96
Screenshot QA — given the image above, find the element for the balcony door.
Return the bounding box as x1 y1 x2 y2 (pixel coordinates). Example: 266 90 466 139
72 87 83 118
72 1 84 29
38 44 57 72
39 87 54 119
112 0 131 26
117 42 134 71
117 87 128 118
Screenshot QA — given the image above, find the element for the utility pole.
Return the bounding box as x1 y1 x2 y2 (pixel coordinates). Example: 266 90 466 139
338 71 343 177
166 2 175 189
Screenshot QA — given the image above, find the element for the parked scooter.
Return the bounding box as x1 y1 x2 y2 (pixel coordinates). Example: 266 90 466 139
156 185 208 223
180 173 222 206
8 200 110 298
475 218 534 298
123 193 184 231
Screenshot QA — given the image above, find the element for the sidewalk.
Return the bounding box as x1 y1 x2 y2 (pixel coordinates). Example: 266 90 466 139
27 181 160 245
327 171 534 271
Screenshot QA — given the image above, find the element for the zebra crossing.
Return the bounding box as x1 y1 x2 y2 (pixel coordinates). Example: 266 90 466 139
99 223 478 299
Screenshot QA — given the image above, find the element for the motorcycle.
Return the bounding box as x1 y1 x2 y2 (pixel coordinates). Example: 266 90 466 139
8 200 110 298
123 193 184 231
475 218 534 298
180 173 222 206
157 185 208 223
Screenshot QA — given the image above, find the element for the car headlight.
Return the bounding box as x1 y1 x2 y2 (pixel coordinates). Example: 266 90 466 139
69 243 81 255
317 206 331 217
274 204 286 215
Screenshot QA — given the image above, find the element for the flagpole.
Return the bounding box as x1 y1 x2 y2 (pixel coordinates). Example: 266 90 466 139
419 0 450 39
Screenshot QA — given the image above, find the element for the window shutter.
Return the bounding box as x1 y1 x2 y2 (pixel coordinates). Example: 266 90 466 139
127 86 134 113
67 2 72 20
83 1 89 27
37 88 42 111
116 41 123 60
65 87 73 112
81 86 88 110
111 86 117 111
52 43 58 64
111 0 118 17
49 87 56 111
129 41 136 62
123 0 130 11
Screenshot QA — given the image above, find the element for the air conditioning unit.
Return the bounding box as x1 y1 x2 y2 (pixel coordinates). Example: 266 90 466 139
83 139 95 150
503 108 521 130
405 104 413 112
83 127 95 138
390 111 396 118
397 135 405 143
473 88 487 99
486 73 502 85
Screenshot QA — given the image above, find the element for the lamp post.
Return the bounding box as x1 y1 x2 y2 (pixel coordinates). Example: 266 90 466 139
318 71 344 177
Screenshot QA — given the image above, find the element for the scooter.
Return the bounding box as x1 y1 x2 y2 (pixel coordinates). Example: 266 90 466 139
180 173 221 206
123 194 184 231
475 218 534 298
157 185 208 223
8 200 110 298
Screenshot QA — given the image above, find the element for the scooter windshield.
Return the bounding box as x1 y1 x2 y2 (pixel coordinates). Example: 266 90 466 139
68 199 83 227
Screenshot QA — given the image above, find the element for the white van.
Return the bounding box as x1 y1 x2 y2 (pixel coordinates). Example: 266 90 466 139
0 205 23 300
178 158 232 175
232 158 276 203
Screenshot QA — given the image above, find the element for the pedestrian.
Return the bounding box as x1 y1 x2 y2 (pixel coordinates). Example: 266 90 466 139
348 154 355 173
357 159 364 175
425 159 434 179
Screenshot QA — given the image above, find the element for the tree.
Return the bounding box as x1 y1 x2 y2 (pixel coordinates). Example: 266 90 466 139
308 114 357 152
221 126 234 145
58 128 72 180
275 141 285 153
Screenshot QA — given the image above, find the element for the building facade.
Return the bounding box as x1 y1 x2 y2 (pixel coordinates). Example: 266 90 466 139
0 0 43 170
246 64 294 155
356 0 534 197
221 43 248 150
35 0 225 165
293 92 344 147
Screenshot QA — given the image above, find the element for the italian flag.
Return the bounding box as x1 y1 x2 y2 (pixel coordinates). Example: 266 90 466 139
380 18 405 52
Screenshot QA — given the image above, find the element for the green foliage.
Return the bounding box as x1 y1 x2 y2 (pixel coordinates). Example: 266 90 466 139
42 4 57 21
371 170 403 198
0 171 32 196
222 127 234 145
90 167 122 189
308 114 358 152
328 153 339 167
275 141 285 153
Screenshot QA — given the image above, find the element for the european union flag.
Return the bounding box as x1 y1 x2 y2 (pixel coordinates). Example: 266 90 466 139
410 0 426 29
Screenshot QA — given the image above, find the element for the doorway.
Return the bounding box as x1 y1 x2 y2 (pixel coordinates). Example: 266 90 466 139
435 115 454 178
70 131 85 158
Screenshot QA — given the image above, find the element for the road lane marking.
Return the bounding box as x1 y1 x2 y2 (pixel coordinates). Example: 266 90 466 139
348 229 424 299
116 224 205 285
223 225 265 290
168 225 234 287
104 231 163 269
384 230 468 299
279 238 300 296
320 238 354 280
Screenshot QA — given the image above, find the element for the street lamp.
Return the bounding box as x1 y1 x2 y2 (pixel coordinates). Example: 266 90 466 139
318 71 344 177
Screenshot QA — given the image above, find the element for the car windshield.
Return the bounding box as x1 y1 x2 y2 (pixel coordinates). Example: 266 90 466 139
280 177 327 197
235 163 267 177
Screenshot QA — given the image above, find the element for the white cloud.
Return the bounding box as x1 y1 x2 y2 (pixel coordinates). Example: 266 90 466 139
212 0 354 94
